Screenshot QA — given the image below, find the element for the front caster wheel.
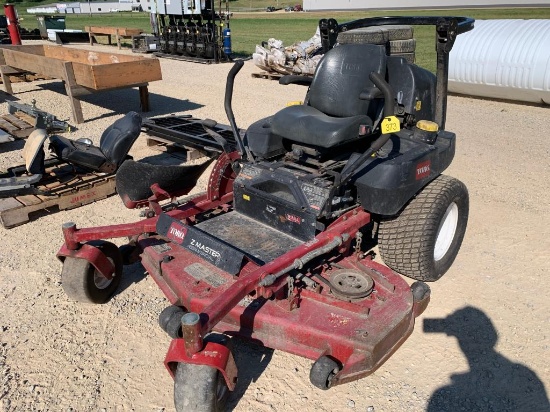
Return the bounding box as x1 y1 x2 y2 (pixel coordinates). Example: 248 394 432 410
61 240 122 304
174 363 229 412
310 356 341 390
158 305 187 338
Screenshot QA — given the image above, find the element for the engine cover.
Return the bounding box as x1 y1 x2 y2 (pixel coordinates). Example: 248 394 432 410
233 163 332 240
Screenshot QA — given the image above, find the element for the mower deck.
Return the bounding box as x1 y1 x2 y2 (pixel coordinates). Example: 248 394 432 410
140 220 416 385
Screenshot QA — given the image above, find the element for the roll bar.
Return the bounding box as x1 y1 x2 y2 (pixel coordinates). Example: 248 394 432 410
319 16 475 129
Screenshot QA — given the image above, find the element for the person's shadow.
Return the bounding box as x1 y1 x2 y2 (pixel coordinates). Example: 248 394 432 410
424 306 549 412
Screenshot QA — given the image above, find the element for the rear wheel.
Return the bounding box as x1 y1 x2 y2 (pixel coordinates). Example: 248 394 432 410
378 175 469 281
61 241 123 303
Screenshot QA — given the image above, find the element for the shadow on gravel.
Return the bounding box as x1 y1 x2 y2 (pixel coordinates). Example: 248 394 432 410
117 262 148 295
36 82 204 121
226 337 274 411
0 138 25 154
424 306 550 412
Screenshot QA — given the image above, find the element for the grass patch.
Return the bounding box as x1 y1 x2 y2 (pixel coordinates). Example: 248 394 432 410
11 3 550 71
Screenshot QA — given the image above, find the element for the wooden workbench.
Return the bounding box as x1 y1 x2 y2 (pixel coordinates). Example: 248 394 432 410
85 26 143 49
0 45 162 124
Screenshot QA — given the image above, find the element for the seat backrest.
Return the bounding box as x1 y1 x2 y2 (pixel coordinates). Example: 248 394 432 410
22 129 49 175
99 112 142 166
308 43 387 118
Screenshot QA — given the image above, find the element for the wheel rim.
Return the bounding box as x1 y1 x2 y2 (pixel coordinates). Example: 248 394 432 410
93 258 114 290
434 202 459 261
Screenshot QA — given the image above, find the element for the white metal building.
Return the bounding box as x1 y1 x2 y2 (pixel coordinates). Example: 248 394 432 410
26 1 144 14
303 0 550 11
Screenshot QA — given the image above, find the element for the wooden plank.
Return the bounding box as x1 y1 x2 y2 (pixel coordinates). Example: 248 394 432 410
146 136 206 160
0 65 13 94
58 177 116 210
0 197 23 212
85 26 142 36
43 45 142 64
251 71 284 81
15 195 42 206
3 114 31 130
0 118 18 133
86 59 162 90
139 85 149 112
62 61 84 124
2 49 65 79
4 50 63 79
15 112 36 126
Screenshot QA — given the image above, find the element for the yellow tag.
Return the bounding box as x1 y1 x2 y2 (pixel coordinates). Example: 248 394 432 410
381 116 400 134
243 194 250 201
415 100 422 111
286 101 303 106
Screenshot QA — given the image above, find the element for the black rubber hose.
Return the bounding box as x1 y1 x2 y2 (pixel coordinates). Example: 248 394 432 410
224 60 244 153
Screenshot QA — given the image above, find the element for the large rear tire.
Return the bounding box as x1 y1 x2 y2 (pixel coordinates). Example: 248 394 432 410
61 241 123 303
378 175 469 281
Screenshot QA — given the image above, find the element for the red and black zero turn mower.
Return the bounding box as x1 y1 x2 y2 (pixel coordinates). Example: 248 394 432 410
57 16 474 411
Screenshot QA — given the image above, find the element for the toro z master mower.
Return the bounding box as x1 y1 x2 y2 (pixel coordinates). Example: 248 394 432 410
57 16 473 411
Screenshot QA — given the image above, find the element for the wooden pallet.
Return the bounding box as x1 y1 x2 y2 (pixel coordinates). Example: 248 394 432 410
0 111 36 139
251 71 284 80
146 135 207 161
0 162 116 229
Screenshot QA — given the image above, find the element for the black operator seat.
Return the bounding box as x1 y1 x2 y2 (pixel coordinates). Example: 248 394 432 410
271 43 387 149
49 112 142 173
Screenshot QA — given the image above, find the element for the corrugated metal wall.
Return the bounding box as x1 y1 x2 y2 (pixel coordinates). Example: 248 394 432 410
449 19 550 103
303 0 550 11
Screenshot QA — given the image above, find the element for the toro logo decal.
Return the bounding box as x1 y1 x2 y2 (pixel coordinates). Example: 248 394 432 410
285 213 302 224
167 223 187 243
416 160 431 180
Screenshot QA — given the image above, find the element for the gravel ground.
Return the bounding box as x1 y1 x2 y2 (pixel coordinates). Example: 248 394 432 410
0 41 549 412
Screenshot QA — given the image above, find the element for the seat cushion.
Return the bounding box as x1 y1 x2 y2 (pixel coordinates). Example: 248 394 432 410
271 105 371 148
49 135 108 171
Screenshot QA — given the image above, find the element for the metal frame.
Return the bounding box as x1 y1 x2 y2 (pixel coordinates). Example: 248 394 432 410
319 16 475 129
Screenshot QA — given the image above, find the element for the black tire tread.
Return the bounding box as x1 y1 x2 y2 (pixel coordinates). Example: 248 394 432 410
392 52 416 64
61 241 123 304
309 356 340 390
388 38 416 53
174 363 228 412
337 25 414 45
378 175 468 282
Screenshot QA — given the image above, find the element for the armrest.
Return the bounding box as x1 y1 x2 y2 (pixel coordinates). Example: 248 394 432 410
279 75 313 86
359 86 382 100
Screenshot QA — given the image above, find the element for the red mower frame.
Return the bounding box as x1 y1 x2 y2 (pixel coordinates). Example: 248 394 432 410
56 15 473 410
57 149 430 391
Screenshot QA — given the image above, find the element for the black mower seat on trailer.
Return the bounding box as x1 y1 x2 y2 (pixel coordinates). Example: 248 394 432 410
115 158 215 209
49 112 142 173
271 43 386 149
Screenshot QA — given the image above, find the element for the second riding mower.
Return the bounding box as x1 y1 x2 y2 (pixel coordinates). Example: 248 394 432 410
57 16 473 411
